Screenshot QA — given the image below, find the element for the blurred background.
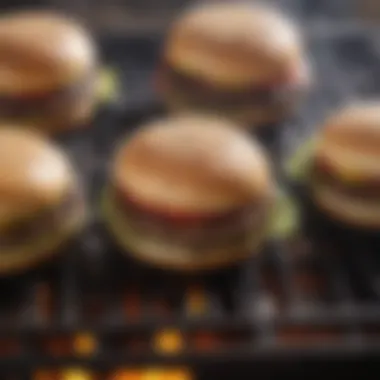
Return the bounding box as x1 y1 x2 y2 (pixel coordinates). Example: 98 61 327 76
1 0 380 379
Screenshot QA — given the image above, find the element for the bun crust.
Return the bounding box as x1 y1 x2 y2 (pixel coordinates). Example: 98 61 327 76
112 115 274 214
0 127 74 225
315 102 380 179
320 102 380 153
313 183 380 229
164 3 302 88
0 11 96 95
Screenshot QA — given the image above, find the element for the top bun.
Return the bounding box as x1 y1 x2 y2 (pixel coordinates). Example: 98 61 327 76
164 2 302 88
0 10 96 95
0 127 75 227
315 101 380 179
112 114 274 215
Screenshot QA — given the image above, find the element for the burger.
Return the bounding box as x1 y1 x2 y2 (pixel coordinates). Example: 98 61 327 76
156 2 311 128
311 102 380 229
0 127 86 275
0 10 98 134
102 114 275 271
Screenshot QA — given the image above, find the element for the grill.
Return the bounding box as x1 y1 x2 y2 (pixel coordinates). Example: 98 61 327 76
2 2 380 379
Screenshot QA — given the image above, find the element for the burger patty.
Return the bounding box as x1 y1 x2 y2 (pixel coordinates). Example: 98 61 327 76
110 187 271 251
0 187 83 248
159 63 298 108
0 71 95 119
313 161 380 199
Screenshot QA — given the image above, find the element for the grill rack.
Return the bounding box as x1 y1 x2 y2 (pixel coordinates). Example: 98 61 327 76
2 20 380 380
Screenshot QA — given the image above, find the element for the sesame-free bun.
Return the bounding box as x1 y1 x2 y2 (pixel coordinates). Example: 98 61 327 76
0 10 96 95
0 127 74 227
164 2 303 88
112 114 274 215
315 102 380 180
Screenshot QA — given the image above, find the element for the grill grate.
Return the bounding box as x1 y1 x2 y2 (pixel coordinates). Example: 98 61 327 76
2 18 380 380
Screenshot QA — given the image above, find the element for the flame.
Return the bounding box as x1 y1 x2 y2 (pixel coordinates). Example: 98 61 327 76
186 287 207 316
153 328 184 354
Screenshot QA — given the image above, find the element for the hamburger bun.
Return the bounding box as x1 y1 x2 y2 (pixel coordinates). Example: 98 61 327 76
164 3 303 88
0 10 96 95
104 114 275 271
113 114 273 214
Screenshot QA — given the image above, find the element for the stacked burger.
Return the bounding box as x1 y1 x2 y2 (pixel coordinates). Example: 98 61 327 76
0 11 98 134
311 102 380 230
102 115 276 271
0 127 86 275
157 2 311 129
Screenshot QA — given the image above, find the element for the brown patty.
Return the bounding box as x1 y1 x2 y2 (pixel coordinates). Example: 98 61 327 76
158 63 300 108
111 186 271 250
0 186 83 249
0 70 95 119
313 160 380 199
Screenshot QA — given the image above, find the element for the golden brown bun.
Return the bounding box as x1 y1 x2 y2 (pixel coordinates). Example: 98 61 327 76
315 102 380 181
312 183 380 229
0 10 96 95
164 2 303 88
112 114 274 214
0 127 75 227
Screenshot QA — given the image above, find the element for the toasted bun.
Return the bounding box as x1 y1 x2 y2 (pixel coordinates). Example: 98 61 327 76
0 10 96 95
315 102 380 181
0 127 75 226
112 114 274 214
313 183 380 229
164 3 303 88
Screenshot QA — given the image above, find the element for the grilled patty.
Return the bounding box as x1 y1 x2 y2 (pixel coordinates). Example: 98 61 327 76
0 71 95 119
313 160 380 199
110 186 271 251
0 187 83 248
158 63 298 109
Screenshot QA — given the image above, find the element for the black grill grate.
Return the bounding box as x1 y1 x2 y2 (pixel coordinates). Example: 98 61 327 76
2 20 380 380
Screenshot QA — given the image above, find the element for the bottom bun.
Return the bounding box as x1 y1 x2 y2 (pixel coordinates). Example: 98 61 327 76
102 191 268 271
312 183 380 229
0 204 87 275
